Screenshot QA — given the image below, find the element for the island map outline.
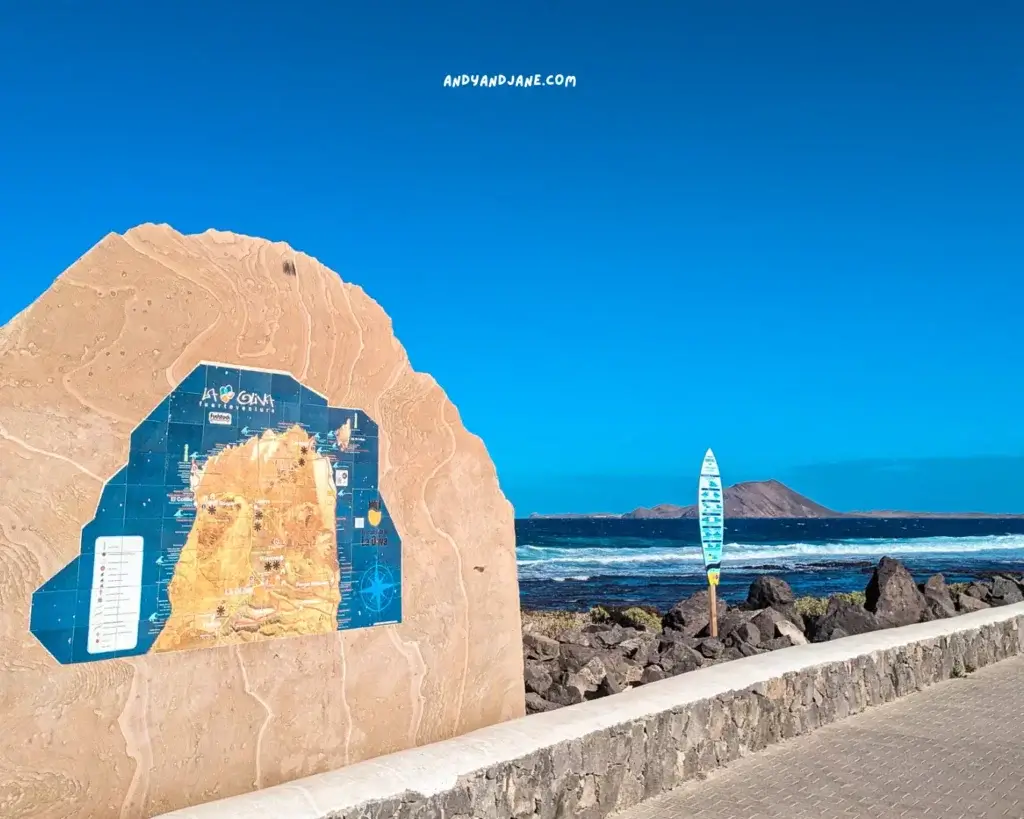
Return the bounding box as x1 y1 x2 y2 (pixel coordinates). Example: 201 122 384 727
29 362 402 665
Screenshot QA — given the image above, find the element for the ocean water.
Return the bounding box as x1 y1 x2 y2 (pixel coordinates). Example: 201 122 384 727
516 517 1024 612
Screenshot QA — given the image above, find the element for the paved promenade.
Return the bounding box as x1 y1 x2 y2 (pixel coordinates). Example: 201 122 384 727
617 654 1024 819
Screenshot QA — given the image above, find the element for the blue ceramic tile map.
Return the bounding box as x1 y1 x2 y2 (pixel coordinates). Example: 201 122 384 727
30 363 402 664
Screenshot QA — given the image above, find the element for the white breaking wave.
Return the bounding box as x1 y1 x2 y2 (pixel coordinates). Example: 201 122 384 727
516 534 1024 581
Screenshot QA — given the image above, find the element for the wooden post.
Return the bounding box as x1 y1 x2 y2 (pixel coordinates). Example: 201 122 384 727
709 583 718 638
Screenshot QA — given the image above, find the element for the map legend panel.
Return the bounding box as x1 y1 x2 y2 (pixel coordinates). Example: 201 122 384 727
87 536 143 654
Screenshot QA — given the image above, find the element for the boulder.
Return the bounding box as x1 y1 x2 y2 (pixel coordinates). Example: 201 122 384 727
775 619 809 646
747 576 796 609
750 607 791 641
662 590 725 637
958 593 991 613
523 661 555 696
964 581 993 601
597 675 624 697
658 641 704 676
602 652 644 689
525 693 561 714
659 629 700 650
746 575 804 626
618 634 658 666
735 641 760 657
559 628 596 648
0 225 525 814
559 643 600 673
763 636 795 651
730 622 762 647
808 597 882 643
523 632 561 661
696 637 725 659
989 575 1024 606
547 683 587 707
701 608 753 640
586 623 639 648
919 574 956 620
640 666 667 684
564 656 608 696
864 557 927 626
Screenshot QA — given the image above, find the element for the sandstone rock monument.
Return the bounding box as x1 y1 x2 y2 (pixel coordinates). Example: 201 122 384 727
0 225 524 818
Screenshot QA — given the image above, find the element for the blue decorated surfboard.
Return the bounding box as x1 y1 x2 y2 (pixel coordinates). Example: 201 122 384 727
698 448 724 586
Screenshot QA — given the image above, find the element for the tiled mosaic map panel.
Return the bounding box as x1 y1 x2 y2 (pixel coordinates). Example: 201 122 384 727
30 363 402 664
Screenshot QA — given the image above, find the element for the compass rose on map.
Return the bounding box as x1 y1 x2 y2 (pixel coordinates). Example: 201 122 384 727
358 561 397 614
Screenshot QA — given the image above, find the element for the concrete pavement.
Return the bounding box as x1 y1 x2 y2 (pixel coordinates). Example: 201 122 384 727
615 654 1024 819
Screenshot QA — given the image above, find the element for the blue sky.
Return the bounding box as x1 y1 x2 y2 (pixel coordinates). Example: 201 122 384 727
1 2 1022 515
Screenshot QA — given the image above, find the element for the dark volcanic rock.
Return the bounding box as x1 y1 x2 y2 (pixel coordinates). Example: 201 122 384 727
659 629 699 649
597 674 624 697
744 605 810 645
696 637 725 659
523 631 560 661
776 619 809 645
564 655 609 699
731 622 761 647
583 623 639 648
750 607 790 641
958 593 991 613
524 692 560 713
763 636 795 651
602 653 644 689
522 557 1006 715
558 643 600 672
662 590 724 637
747 576 795 609
703 609 752 641
658 641 704 676
808 597 882 643
640 665 666 684
735 641 760 657
990 575 1024 606
744 576 804 627
964 581 992 601
920 574 957 620
547 683 586 707
523 661 555 696
865 556 927 627
618 634 658 666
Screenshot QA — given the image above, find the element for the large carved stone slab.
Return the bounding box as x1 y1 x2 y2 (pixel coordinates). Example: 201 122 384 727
0 224 524 818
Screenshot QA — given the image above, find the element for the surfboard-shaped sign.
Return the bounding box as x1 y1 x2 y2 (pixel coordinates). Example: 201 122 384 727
698 448 724 586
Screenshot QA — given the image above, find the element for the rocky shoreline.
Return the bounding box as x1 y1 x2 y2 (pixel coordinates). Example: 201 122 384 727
521 557 1024 714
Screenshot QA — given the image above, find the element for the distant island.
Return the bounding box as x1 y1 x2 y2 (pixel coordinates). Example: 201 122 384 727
528 479 1024 519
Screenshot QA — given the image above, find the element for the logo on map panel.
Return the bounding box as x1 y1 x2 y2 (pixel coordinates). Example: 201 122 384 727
200 385 275 412
28 362 402 665
367 499 383 528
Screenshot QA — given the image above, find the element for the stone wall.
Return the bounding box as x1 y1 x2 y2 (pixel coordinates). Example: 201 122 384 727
159 602 1024 819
